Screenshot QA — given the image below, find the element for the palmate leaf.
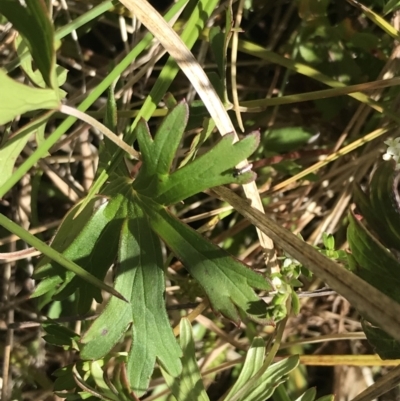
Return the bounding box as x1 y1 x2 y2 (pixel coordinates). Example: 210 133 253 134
129 101 270 323
45 100 269 394
133 101 259 205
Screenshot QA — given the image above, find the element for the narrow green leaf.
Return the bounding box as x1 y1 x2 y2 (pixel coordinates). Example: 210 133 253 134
134 101 189 191
383 0 400 15
137 196 271 324
361 319 400 360
105 84 118 133
179 118 215 168
295 388 317 401
315 396 335 401
0 0 55 88
224 337 265 399
31 275 63 299
347 212 400 304
98 83 129 177
368 161 400 251
0 70 60 125
242 356 299 401
348 0 400 42
225 352 299 401
90 361 121 401
162 318 210 401
209 27 226 82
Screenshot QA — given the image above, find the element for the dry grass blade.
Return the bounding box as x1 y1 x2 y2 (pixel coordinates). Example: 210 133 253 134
213 185 400 343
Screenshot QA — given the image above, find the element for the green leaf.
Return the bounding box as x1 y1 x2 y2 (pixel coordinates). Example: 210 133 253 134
133 101 259 205
224 339 299 401
361 319 400 359
209 27 226 82
33 193 126 311
0 70 60 124
35 198 99 274
15 34 68 102
0 111 54 187
224 337 265 399
31 275 63 299
383 0 400 15
316 396 335 401
162 318 210 401
80 290 131 361
263 127 315 153
42 324 79 348
347 212 400 304
97 83 128 178
90 361 121 401
0 0 56 88
122 212 182 394
133 101 189 190
53 365 76 391
137 196 271 324
152 131 259 205
0 212 122 302
178 117 215 168
368 160 400 251
135 123 259 205
295 388 317 401
55 217 123 314
82 205 181 396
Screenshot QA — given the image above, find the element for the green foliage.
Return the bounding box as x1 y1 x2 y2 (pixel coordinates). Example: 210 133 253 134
163 320 301 401
2 0 399 398
33 101 270 395
161 319 210 401
0 0 56 88
348 160 400 358
0 71 60 125
262 127 315 154
223 340 298 401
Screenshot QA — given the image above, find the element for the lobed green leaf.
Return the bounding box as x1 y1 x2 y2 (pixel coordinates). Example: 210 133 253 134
137 196 271 324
